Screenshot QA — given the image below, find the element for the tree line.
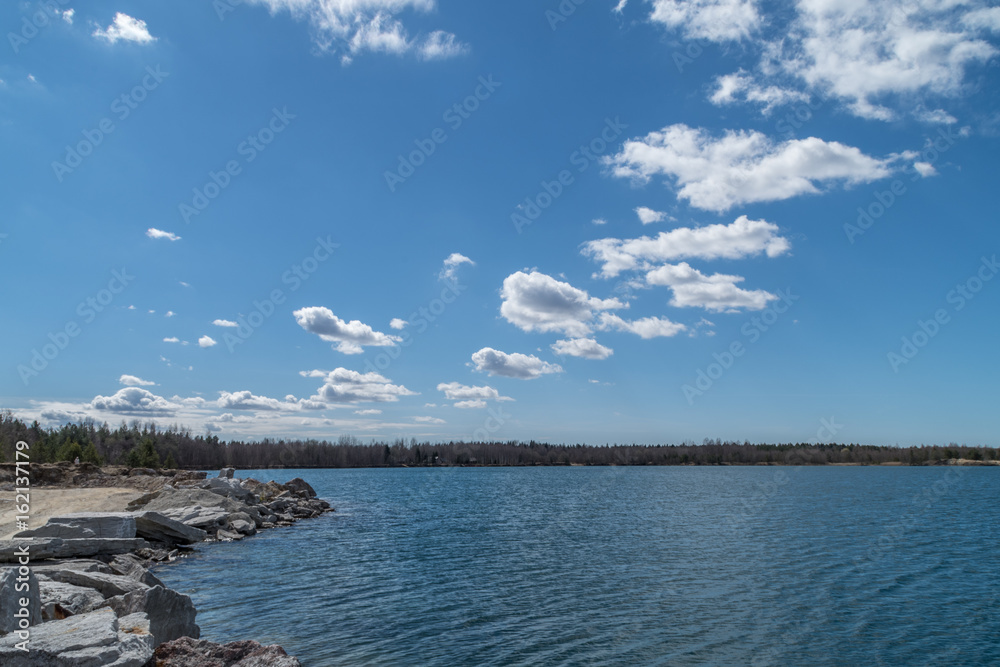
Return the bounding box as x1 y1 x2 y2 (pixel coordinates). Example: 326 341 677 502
0 412 995 470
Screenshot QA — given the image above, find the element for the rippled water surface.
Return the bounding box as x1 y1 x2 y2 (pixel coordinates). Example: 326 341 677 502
153 466 1000 666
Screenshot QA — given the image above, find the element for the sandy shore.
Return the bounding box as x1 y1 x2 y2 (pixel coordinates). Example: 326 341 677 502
0 487 146 540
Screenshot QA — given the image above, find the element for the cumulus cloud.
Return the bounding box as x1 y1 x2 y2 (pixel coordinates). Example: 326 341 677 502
645 262 777 311
216 390 286 411
783 1 997 121
454 399 487 409
708 1 999 121
551 338 614 360
648 0 760 42
471 347 563 380
608 124 898 211
500 271 625 337
146 228 180 241
389 318 408 330
414 416 446 424
213 319 239 328
709 70 810 114
635 207 667 224
419 30 469 60
354 409 383 415
61 9 74 24
304 368 418 403
93 12 156 44
436 382 513 403
163 337 181 343
583 216 790 278
294 307 401 354
596 313 687 338
245 0 467 63
119 374 156 387
439 252 475 282
198 336 218 348
91 388 178 415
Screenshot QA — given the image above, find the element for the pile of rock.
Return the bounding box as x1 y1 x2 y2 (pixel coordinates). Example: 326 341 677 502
0 469 329 665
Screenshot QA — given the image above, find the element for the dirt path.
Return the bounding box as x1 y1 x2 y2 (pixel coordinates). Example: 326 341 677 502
0 487 147 540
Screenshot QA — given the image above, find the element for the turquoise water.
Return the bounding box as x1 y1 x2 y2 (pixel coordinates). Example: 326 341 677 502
153 466 1000 666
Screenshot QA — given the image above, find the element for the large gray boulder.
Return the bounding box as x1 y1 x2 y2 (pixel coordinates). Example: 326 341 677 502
35 577 105 620
143 488 248 514
0 567 41 633
0 539 150 563
104 554 165 589
155 506 230 530
32 568 147 599
102 585 199 646
199 477 258 503
284 478 316 498
16 513 136 540
133 511 207 545
218 467 235 479
0 607 154 666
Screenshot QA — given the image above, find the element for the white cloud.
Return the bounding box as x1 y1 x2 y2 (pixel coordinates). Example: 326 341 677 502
198 335 218 348
437 382 513 403
913 107 958 125
389 318 408 330
146 228 180 241
551 338 614 360
415 416 446 424
27 74 38 84
963 7 1000 33
649 0 760 42
500 271 625 337
245 0 466 63
913 161 937 178
608 124 898 212
471 347 563 380
583 216 790 278
119 374 156 387
91 388 178 415
454 399 487 409
354 409 383 415
592 218 608 226
440 252 475 282
709 70 810 114
165 311 176 318
294 307 401 354
163 337 181 343
645 262 777 311
217 390 285 411
717 1 1000 121
61 9 74 24
635 206 667 224
304 368 418 403
597 313 687 338
93 12 156 44
419 30 469 60
213 319 239 328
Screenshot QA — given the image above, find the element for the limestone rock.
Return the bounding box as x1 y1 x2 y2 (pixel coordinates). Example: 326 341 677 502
33 567 147 599
0 607 154 666
134 511 207 545
102 585 199 646
0 539 150 563
36 577 105 619
104 553 166 588
16 513 137 540
0 566 41 633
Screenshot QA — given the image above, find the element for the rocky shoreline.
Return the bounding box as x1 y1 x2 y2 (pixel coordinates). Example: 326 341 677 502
0 463 333 665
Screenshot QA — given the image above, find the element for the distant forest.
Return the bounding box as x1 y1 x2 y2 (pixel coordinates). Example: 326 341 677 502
0 412 995 469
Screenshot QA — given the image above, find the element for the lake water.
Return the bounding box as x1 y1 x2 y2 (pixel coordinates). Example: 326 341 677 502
153 466 1000 666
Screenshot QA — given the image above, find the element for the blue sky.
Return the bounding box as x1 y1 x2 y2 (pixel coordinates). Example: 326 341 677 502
2 0 999 446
